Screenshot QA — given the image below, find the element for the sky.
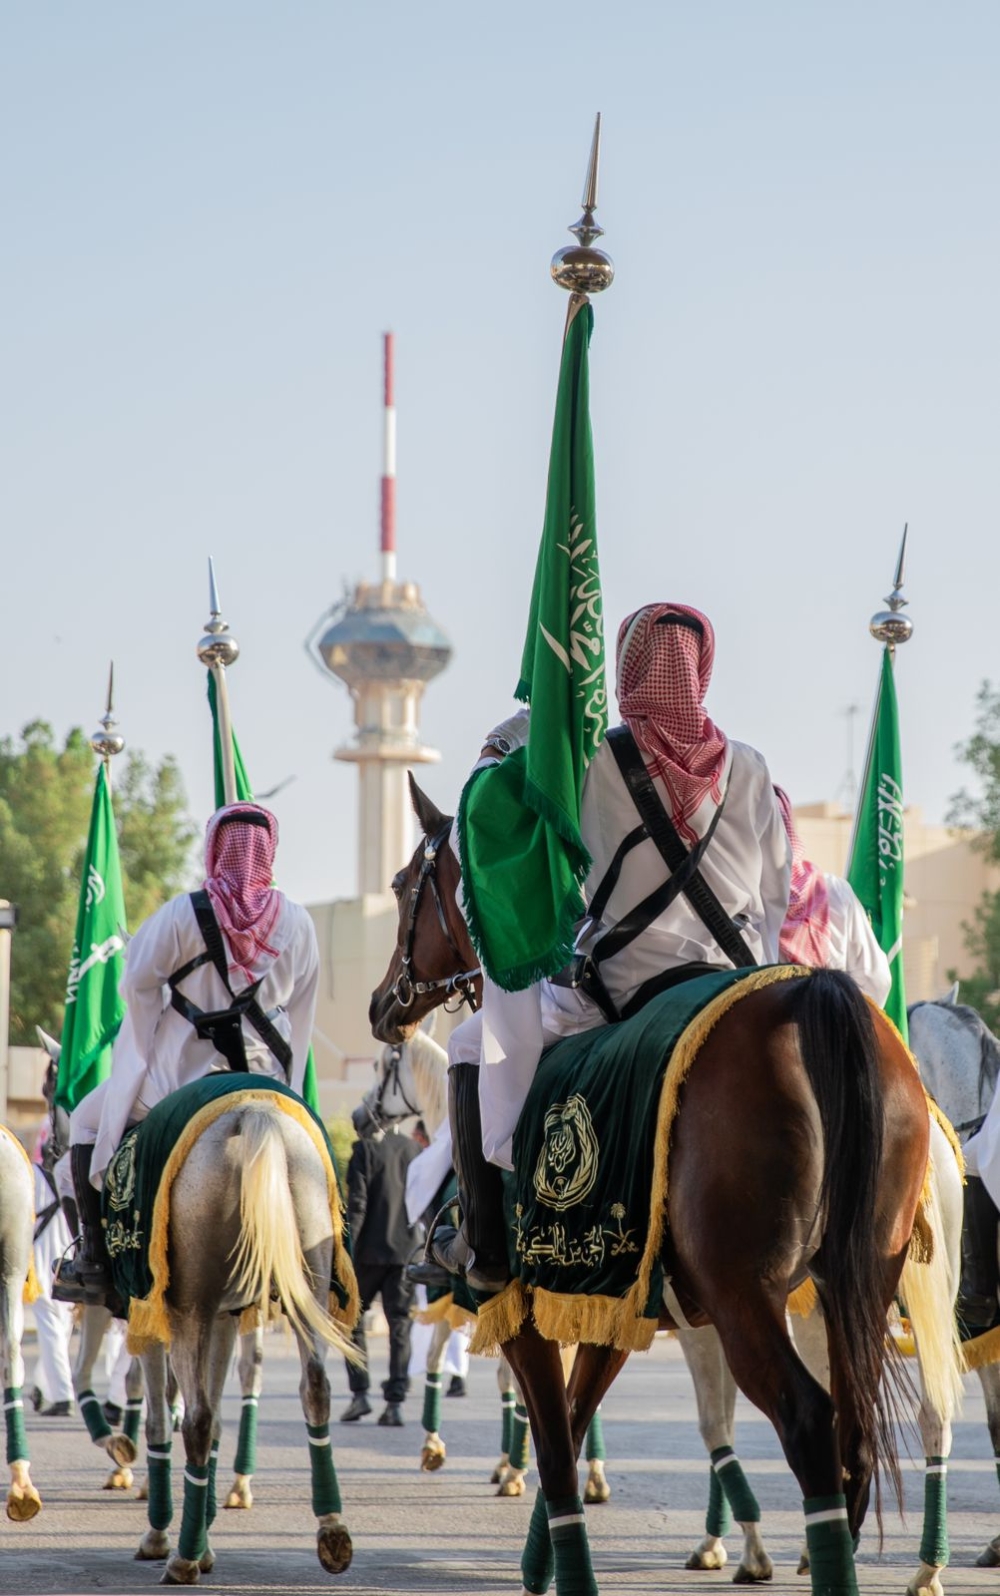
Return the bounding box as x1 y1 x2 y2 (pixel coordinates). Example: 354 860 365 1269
3 3 999 905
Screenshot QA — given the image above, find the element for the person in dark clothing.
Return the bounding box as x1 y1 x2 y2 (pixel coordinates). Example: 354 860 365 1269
341 1105 420 1426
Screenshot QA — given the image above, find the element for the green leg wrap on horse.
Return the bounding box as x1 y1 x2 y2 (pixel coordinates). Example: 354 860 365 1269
123 1398 143 1448
146 1443 173 1532
803 1493 857 1596
178 1461 209 1563
919 1457 949 1569
4 1387 28 1464
500 1388 516 1457
546 1493 597 1596
511 1402 531 1471
521 1487 554 1595
712 1444 760 1522
206 1439 219 1529
77 1387 112 1443
584 1407 605 1463
706 1464 732 1538
307 1422 342 1517
422 1371 443 1434
233 1395 258 1476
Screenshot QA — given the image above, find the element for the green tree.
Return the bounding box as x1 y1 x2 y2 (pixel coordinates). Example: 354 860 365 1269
0 721 196 1045
947 682 1000 1029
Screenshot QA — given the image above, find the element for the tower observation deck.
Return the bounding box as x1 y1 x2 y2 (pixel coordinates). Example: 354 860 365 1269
312 334 451 896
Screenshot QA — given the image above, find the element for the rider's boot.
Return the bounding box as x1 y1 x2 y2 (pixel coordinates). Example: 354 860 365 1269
421 1063 510 1296
52 1144 114 1306
957 1174 1000 1339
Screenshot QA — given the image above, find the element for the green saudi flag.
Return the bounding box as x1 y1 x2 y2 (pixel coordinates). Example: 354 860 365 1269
847 647 908 1039
55 764 128 1112
458 300 607 990
207 673 320 1111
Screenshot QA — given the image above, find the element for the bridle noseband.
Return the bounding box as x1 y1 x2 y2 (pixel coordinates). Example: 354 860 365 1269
391 822 481 1015
369 1045 423 1124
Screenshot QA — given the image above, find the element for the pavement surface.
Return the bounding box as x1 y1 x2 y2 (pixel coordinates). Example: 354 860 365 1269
4 1329 1000 1594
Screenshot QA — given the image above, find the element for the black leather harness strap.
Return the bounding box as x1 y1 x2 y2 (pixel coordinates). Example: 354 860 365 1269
605 727 757 971
168 890 293 1080
33 1164 61 1242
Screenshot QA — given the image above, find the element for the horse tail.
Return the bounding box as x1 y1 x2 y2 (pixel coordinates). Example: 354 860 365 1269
229 1103 357 1361
897 1121 964 1426
791 968 903 1520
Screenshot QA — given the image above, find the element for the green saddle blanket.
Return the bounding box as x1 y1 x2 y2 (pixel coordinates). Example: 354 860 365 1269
471 966 775 1352
103 1074 354 1329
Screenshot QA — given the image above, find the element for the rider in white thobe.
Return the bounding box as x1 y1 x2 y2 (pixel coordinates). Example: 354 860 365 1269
425 604 791 1292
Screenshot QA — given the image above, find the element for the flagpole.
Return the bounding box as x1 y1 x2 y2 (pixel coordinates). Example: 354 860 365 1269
197 557 241 806
90 661 126 794
551 112 614 332
846 527 913 867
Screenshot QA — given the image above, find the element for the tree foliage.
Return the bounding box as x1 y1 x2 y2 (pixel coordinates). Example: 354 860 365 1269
0 721 197 1045
948 682 1000 1028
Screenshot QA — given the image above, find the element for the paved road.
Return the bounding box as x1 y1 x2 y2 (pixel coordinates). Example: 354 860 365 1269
4 1330 1000 1594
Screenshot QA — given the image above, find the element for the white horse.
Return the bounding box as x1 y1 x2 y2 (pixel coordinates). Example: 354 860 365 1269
0 1125 42 1520
366 1033 611 1504
909 990 1000 1571
118 1091 358 1586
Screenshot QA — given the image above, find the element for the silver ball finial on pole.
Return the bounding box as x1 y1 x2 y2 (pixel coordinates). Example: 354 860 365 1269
196 557 240 806
869 524 914 654
551 114 615 298
90 662 126 788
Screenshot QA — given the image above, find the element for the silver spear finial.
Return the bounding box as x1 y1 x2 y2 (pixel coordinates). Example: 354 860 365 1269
870 524 914 651
551 113 615 297
90 661 126 766
197 555 240 669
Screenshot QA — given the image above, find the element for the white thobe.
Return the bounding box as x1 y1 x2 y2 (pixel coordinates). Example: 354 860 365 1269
30 1163 74 1405
478 733 792 1168
83 893 319 1186
823 874 892 1007
405 1116 455 1228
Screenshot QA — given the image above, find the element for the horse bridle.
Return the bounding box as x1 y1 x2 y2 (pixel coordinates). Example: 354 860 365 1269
391 823 481 1015
369 1044 424 1125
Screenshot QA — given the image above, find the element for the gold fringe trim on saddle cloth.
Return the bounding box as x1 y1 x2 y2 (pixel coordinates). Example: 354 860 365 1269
0 1124 41 1304
126 1089 359 1355
412 1291 478 1331
471 966 806 1357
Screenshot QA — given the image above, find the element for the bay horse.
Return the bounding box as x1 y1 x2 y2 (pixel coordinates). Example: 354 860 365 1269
0 1125 42 1521
370 778 942 1596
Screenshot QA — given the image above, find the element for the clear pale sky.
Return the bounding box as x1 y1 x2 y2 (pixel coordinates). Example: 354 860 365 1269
3 4 999 904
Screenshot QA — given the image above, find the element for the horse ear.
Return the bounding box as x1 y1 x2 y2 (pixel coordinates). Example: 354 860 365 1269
407 772 451 840
941 981 960 1005
35 1026 61 1063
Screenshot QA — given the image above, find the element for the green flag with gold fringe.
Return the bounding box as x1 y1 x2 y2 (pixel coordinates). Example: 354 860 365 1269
457 301 607 991
206 673 321 1111
847 647 908 1039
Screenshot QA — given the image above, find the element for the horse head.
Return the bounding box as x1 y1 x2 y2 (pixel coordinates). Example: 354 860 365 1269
368 775 481 1044
35 1026 70 1157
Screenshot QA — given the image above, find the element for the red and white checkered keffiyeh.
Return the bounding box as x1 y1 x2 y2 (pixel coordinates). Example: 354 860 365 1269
773 786 830 967
203 803 284 990
615 603 728 844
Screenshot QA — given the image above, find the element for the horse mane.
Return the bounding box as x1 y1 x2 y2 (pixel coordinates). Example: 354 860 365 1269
911 998 1000 1111
405 1030 449 1135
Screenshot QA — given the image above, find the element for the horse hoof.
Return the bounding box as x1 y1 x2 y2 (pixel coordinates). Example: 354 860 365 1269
198 1544 215 1574
136 1530 170 1561
686 1542 727 1571
317 1520 353 1574
161 1555 200 1585
224 1478 253 1509
104 1466 134 1491
733 1562 773 1584
583 1475 610 1504
420 1441 446 1472
135 1477 149 1502
6 1484 42 1522
104 1432 138 1467
490 1454 509 1484
497 1472 526 1497
796 1554 810 1576
978 1543 1000 1569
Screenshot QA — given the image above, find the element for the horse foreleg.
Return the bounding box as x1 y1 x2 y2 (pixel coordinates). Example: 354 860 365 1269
565 1343 625 1511
419 1317 449 1473
135 1344 172 1562
2 1270 40 1522
976 1363 1000 1566
295 1327 352 1576
503 1316 597 1596
165 1313 235 1585
105 1356 144 1491
493 1353 517 1483
225 1323 263 1508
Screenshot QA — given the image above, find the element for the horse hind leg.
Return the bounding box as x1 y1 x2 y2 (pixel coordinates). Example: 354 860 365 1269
2 1267 41 1522
420 1317 449 1472
295 1324 352 1576
975 1363 1000 1567
163 1313 236 1585
673 1318 771 1582
225 1322 263 1508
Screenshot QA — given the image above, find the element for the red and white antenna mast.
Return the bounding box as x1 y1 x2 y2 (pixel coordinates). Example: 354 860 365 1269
380 332 396 582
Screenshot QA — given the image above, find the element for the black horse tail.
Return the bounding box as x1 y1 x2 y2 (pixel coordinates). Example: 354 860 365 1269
791 967 903 1529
